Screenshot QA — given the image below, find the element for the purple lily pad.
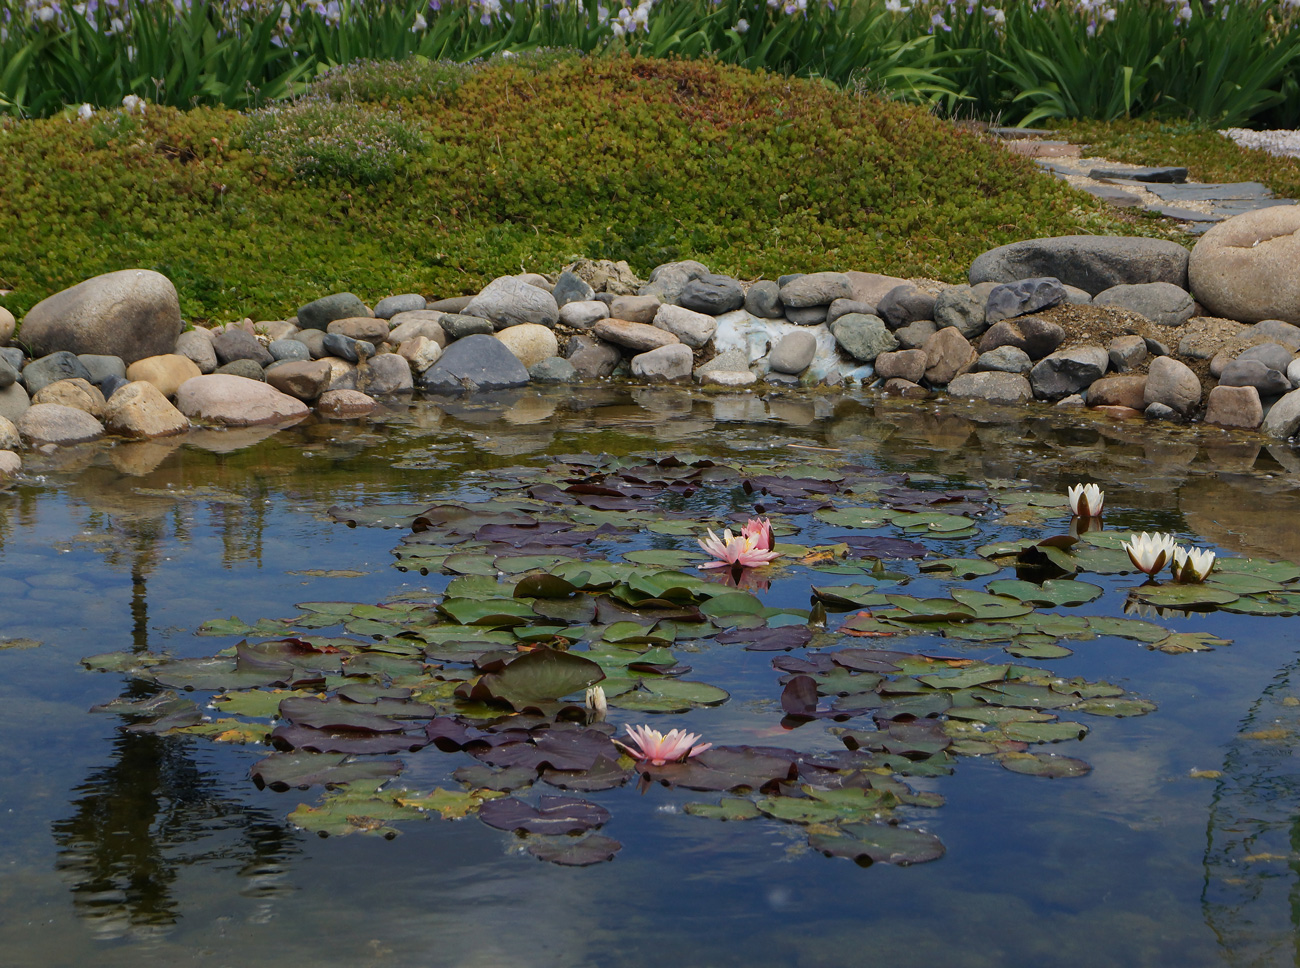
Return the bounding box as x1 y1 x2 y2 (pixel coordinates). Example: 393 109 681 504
478 795 610 834
526 834 622 867
250 752 404 791
833 536 930 559
270 724 430 755
715 627 813 652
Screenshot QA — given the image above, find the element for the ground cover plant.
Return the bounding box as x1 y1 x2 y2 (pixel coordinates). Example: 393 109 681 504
84 451 1300 867
0 54 1165 322
2 0 1298 126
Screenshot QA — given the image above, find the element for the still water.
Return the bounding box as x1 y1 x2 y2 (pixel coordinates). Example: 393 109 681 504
2 385 1299 968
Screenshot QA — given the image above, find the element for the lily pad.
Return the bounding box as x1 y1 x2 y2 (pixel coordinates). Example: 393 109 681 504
478 795 610 834
684 798 762 821
1128 585 1239 608
474 648 605 709
986 579 1104 607
250 752 404 791
997 751 1092 778
808 822 945 865
525 833 622 866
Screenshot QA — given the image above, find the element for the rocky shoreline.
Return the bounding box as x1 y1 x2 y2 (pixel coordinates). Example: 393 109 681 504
1 205 1299 481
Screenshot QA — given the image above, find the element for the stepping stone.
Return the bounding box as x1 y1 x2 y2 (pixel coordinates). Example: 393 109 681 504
1089 166 1187 183
1152 205 1221 223
1080 184 1144 207
1004 141 1081 158
1212 198 1297 217
989 126 1054 138
1145 182 1273 202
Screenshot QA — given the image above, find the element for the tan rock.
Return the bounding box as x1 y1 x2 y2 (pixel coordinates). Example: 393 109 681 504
266 360 333 401
843 271 910 307
103 380 189 438
0 306 14 345
126 353 202 398
881 378 930 399
32 378 106 417
389 310 447 347
0 415 17 449
1144 356 1202 415
1189 206 1300 324
317 389 377 417
700 369 757 387
398 336 442 373
175 374 309 426
496 323 559 368
0 449 20 479
923 328 977 385
1086 374 1148 410
1204 384 1263 429
16 403 104 445
608 295 661 324
593 319 680 352
327 316 389 342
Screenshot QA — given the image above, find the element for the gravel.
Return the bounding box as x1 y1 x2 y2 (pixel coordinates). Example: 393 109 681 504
1221 128 1300 159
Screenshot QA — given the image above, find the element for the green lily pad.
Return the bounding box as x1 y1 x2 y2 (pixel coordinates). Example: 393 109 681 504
1213 557 1300 583
475 648 605 708
1129 585 1239 608
1219 598 1300 616
441 553 499 576
921 558 1001 579
623 549 702 569
1205 572 1282 595
1005 641 1074 660
1069 697 1157 717
250 752 404 791
1086 616 1168 643
395 787 499 819
438 598 537 627
684 797 762 821
815 507 892 528
986 579 1104 607
949 589 1034 619
997 751 1092 778
1152 632 1232 654
808 822 945 865
1003 721 1089 744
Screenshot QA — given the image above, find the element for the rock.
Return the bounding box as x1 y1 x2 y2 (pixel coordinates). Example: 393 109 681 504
784 305 828 326
78 354 127 386
876 285 936 329
1263 387 1300 437
881 378 930 398
125 354 202 398
321 358 356 391
977 317 1066 360
176 374 308 425
678 274 745 315
654 304 716 348
1143 356 1202 415
360 353 413 395
631 344 693 382
984 277 1067 324
292 329 329 359
212 329 273 367
440 314 496 340
701 369 757 387
1250 319 1300 348
894 319 938 350
426 295 475 314
0 347 22 371
1219 359 1292 397
1107 335 1148 372
19 269 182 363
975 346 1033 374
529 357 578 383
0 355 17 389
32 377 106 416
565 335 621 379
768 331 817 374
496 323 559 368
830 314 898 362
875 349 928 383
970 236 1191 295
388 311 447 346
1062 285 1093 305
17 403 104 445
1030 345 1109 400
169 330 215 374
0 449 20 478
1145 402 1181 421
328 316 389 343
464 277 560 329
1189 206 1300 323
419 333 530 393
843 271 911 307
215 359 267 381
608 295 661 324
826 299 876 327
0 384 30 423
397 336 442 373
0 415 17 450
923 328 977 385
593 319 679 352
317 389 377 417
102 381 189 438
559 300 610 330
0 306 13 345
1086 375 1147 410
779 271 853 308
101 375 130 399
373 294 426 319
948 371 1032 404
23 351 93 396
296 292 369 330
1237 342 1294 372
695 348 751 379
323 333 374 364
933 285 988 338
266 360 333 401
551 270 596 308
639 260 709 302
269 338 311 363
1205 384 1264 429
745 281 784 319
1093 282 1195 327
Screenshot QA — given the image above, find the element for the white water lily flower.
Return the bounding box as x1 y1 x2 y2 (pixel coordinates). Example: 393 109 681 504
1066 482 1104 518
585 685 607 718
1123 531 1178 576
1170 546 1215 583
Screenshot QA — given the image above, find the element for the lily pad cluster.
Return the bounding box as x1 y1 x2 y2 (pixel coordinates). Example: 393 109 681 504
80 454 1300 868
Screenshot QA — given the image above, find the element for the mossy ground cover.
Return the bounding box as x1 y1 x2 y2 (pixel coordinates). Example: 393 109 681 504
0 54 1171 325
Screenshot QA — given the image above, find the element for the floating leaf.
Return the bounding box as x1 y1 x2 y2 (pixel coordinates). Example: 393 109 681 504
684 798 761 821
478 795 610 834
809 822 945 865
1070 697 1157 717
526 834 622 866
920 558 1000 579
250 752 403 792
474 649 605 709
997 751 1092 778
1128 585 1239 608
1003 721 1089 744
986 579 1103 607
395 787 498 819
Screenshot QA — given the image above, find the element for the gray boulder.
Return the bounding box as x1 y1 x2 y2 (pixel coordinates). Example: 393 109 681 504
551 270 596 308
984 277 1067 324
78 354 127 386
631 344 693 383
970 236 1191 295
1093 282 1195 327
529 357 578 383
175 329 218 373
678 274 745 315
361 354 413 395
323 333 374 364
779 272 853 309
894 319 938 350
23 351 92 396
388 311 448 346
609 295 662 324
948 372 1032 405
215 360 266 381
269 338 311 363
975 346 1032 374
0 384 29 423
977 317 1066 360
933 285 988 338
1107 335 1148 372
297 292 368 330
831 314 898 363
440 314 496 340
653 304 716 348
419 334 530 393
464 277 560 330
744 281 784 319
0 355 17 389
1263 386 1300 437
1143 356 1202 415
876 285 936 329
826 299 877 327
785 305 828 326
19 269 182 364
17 402 104 445
212 329 274 367
559 300 609 330
1236 342 1294 373
1029 345 1109 400
1218 359 1291 397
639 260 710 303
373 294 426 319
768 331 817 374
565 335 621 379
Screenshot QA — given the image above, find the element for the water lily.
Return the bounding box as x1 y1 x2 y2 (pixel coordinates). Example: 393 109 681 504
1123 531 1178 576
697 519 781 570
1066 483 1104 518
584 684 607 718
1170 546 1215 583
619 724 711 766
741 515 775 552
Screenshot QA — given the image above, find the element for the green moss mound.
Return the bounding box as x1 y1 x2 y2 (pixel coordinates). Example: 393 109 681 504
0 55 1161 323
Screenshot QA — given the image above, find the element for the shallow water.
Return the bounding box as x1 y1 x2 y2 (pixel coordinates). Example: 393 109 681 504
3 386 1300 968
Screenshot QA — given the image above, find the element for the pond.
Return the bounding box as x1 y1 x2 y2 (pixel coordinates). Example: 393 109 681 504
3 385 1300 968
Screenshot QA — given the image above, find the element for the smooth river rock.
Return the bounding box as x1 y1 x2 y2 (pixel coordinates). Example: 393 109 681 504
103 381 190 438
175 374 309 426
19 269 182 363
16 403 104 445
970 236 1191 295
1189 206 1300 324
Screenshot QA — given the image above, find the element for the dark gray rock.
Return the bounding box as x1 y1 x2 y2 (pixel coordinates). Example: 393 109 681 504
894 319 938 350
427 295 475 314
373 294 426 319
0 356 17 389
293 329 329 359
0 347 23 372
212 329 274 367
1146 181 1273 202
214 359 266 381
1107 335 1148 372
23 351 92 396
977 316 1066 360
419 334 530 392
175 330 217 373
100 374 130 400
969 236 1191 295
77 354 126 386
1029 346 1109 400
270 338 311 362
785 305 828 326
1219 359 1292 397
1250 320 1300 349
565 335 621 379
528 357 578 383
296 292 368 330
678 274 745 314
1093 282 1194 327
1089 166 1187 183
830 314 898 363
826 299 876 327
1145 402 1181 421
551 270 596 308
745 281 785 319
323 333 374 364
440 314 496 341
639 260 710 303
777 273 804 288
876 285 936 329
933 285 988 338
984 277 1067 324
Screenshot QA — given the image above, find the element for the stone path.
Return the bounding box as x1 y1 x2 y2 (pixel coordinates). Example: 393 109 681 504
995 128 1297 235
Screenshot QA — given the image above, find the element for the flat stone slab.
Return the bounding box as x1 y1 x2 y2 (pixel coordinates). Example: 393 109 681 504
1152 205 1221 223
989 126 1054 139
1005 141 1081 158
1089 166 1187 183
1211 198 1297 217
1079 184 1144 207
1145 182 1274 202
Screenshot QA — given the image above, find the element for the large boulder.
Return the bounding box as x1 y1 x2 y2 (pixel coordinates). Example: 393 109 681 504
126 354 202 398
418 333 530 392
18 269 182 364
1093 282 1195 327
103 381 189 438
631 344 693 382
296 292 368 330
1189 206 1300 324
175 374 309 426
16 403 104 445
1029 345 1109 400
463 277 560 329
1143 356 1202 415
495 323 559 369
970 236 1190 295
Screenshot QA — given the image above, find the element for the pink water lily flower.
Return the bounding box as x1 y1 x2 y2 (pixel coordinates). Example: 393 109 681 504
619 724 712 766
697 518 781 570
741 515 775 551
